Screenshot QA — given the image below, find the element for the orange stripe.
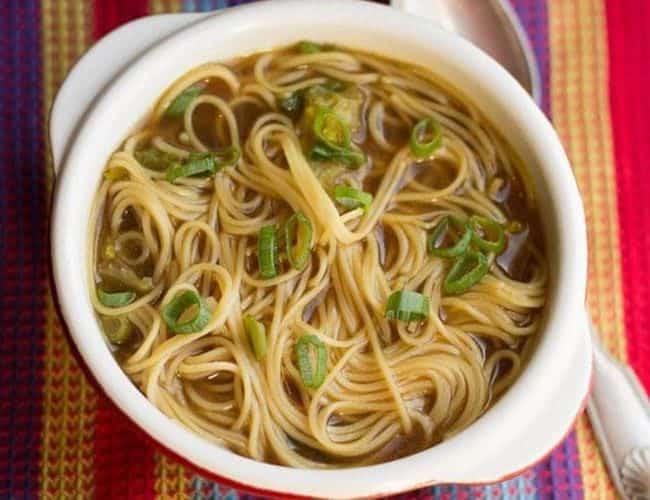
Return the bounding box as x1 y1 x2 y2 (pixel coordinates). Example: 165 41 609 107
40 1 96 498
548 0 623 498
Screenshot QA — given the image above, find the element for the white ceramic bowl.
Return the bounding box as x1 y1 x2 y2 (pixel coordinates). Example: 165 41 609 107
50 1 591 498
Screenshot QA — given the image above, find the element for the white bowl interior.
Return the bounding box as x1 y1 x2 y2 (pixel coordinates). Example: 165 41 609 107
51 1 590 498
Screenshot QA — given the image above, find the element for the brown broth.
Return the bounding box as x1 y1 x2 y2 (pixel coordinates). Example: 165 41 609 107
94 44 546 466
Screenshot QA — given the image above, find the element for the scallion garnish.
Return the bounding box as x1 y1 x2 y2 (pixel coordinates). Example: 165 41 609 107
278 91 304 119
313 108 351 149
297 41 323 54
258 225 278 279
164 84 204 118
428 216 472 258
295 334 327 389
100 315 133 344
410 118 443 158
166 154 213 182
310 142 366 169
97 289 136 308
384 290 430 322
161 290 211 334
165 148 240 183
134 148 176 171
469 215 505 254
333 185 373 211
443 251 489 295
284 212 313 271
244 315 267 361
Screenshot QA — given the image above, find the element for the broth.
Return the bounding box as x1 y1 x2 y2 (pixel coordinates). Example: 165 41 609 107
89 42 547 467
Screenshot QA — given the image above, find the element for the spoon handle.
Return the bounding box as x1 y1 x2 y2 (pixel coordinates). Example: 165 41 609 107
587 317 650 499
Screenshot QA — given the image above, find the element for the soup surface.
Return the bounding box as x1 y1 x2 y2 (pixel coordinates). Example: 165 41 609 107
89 42 547 467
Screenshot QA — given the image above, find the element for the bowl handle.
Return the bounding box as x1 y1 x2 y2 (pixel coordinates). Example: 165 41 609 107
49 12 210 176
587 315 650 499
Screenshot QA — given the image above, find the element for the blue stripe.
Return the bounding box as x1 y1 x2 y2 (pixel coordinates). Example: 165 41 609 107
0 1 45 498
183 0 197 12
511 0 550 115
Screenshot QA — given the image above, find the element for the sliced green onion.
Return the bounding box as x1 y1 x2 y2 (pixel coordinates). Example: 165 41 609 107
333 185 373 211
313 107 351 149
284 212 313 271
295 334 328 389
308 102 365 169
469 215 506 254
100 315 132 344
443 251 489 295
297 41 322 54
410 118 443 158
165 84 203 118
428 216 472 258
166 155 212 182
165 148 240 183
258 225 278 279
97 289 136 308
161 290 211 334
278 91 304 119
134 148 176 171
215 146 241 165
384 290 430 322
244 315 267 361
212 147 241 167
310 142 366 169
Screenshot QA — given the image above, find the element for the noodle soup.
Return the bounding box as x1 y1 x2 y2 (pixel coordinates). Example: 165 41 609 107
89 43 547 467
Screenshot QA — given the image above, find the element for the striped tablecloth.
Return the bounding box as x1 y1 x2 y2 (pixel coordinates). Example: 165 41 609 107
1 0 648 498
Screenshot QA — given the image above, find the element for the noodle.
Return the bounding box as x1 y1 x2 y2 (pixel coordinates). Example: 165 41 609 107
88 43 547 468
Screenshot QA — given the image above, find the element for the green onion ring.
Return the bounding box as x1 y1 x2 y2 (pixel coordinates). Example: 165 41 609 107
295 334 328 389
258 225 278 279
410 118 443 158
97 289 136 308
244 315 267 361
427 216 472 258
384 290 430 322
469 215 506 254
161 290 211 334
443 251 489 295
284 212 313 271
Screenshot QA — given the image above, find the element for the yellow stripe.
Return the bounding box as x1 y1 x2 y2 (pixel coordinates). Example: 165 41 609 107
549 0 624 498
149 0 183 14
40 1 96 498
154 453 191 499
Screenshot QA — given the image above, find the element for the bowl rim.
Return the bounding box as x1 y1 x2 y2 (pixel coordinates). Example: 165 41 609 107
50 1 590 497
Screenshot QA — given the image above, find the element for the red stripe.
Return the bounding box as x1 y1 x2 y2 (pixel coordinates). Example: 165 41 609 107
606 0 650 391
91 2 158 498
94 401 158 500
92 0 149 40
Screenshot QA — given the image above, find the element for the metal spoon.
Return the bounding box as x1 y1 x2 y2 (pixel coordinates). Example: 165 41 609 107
389 2 650 498
391 0 541 104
